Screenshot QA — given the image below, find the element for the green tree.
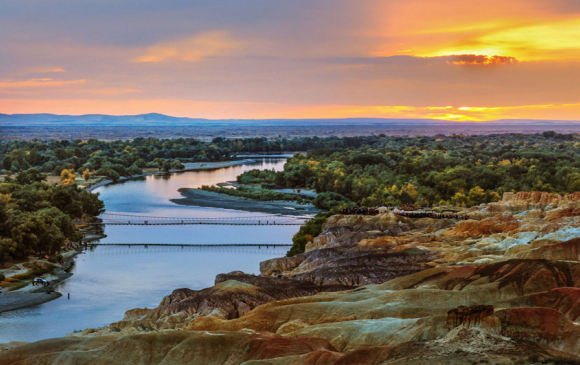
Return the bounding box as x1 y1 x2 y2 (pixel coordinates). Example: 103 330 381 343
16 168 46 185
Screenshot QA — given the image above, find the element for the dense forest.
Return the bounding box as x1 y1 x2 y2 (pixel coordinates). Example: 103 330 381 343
238 131 580 210
0 137 352 181
0 169 104 265
3 132 580 259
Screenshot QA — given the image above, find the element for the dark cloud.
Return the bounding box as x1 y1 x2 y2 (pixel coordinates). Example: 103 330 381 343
448 55 518 65
319 55 518 67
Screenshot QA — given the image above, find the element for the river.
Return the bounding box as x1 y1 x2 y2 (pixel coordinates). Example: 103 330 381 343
0 157 304 343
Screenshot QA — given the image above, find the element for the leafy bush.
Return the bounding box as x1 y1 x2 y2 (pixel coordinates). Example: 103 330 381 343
313 192 352 211
287 212 329 257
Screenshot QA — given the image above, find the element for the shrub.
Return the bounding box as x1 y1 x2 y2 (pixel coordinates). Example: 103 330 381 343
286 212 330 257
313 192 351 211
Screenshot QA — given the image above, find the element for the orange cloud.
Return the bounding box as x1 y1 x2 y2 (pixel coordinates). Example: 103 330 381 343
133 31 239 63
0 78 86 89
30 68 66 73
77 88 143 95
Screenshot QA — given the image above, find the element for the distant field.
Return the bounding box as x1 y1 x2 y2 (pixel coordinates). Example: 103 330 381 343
4 122 580 140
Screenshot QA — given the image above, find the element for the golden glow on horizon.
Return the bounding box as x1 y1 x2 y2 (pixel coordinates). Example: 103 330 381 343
3 99 580 122
0 78 87 89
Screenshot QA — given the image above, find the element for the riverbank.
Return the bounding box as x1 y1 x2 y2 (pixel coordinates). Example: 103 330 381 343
85 159 256 192
0 248 81 314
172 188 320 216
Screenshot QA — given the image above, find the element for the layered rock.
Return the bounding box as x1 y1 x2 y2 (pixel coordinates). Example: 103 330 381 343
446 305 495 328
514 237 580 261
270 247 437 286
92 273 353 335
261 212 440 285
476 191 580 219
496 307 580 355
442 214 520 239
0 331 339 365
330 326 568 365
4 327 570 365
321 213 414 233
181 259 580 363
499 287 580 322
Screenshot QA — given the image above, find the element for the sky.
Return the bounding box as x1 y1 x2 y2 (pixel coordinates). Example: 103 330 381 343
1 0 580 121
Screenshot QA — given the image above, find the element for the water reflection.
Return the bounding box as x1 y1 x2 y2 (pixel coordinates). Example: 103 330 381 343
95 157 288 214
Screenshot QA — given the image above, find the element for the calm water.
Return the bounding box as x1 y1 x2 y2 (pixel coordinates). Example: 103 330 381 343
0 157 302 342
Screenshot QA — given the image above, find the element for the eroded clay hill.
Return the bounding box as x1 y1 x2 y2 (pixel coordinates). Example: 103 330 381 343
4 192 580 364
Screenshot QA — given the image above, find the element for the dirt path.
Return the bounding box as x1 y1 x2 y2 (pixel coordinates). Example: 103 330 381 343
3 264 27 278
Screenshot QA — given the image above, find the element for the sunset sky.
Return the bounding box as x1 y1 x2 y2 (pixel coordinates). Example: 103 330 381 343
1 0 580 121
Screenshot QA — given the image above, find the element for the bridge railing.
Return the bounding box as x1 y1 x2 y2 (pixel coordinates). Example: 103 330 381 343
89 213 309 226
91 243 292 247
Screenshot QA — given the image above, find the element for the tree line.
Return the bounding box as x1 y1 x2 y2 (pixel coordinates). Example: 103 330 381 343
0 136 371 182
239 131 580 209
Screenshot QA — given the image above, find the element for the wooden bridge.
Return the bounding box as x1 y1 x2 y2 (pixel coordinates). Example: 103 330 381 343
85 243 291 256
92 243 291 247
88 213 308 226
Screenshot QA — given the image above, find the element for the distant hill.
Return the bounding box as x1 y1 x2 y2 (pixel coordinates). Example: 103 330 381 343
0 113 578 127
0 113 522 126
0 113 208 126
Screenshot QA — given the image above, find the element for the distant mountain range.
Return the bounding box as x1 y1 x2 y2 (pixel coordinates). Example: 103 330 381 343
1 113 577 127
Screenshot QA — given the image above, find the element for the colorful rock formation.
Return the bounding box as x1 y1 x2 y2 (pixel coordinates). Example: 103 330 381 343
86 272 353 336
3 191 580 364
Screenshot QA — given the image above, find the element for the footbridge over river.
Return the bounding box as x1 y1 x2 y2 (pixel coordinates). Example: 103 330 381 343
88 213 308 226
86 243 292 256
